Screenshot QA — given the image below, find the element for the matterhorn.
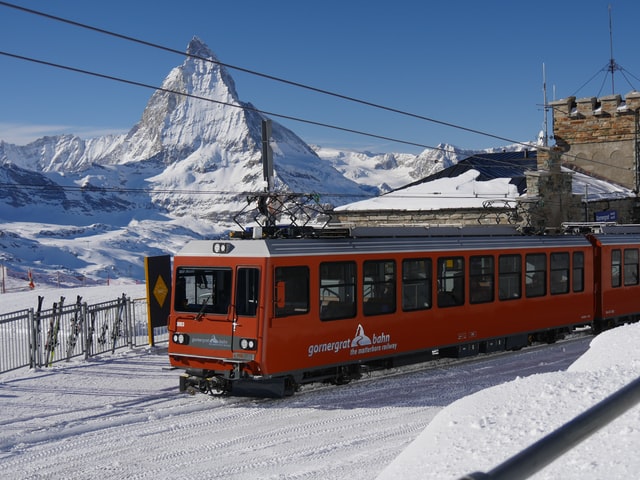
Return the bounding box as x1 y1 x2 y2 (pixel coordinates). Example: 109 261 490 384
0 37 376 223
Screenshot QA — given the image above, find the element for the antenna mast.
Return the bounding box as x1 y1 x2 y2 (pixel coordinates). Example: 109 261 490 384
607 4 619 95
542 63 548 147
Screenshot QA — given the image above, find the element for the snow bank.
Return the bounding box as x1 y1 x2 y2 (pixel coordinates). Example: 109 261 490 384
378 324 640 479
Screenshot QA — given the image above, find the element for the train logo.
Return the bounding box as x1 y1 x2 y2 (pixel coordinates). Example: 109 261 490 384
307 324 397 358
351 324 371 346
349 324 397 357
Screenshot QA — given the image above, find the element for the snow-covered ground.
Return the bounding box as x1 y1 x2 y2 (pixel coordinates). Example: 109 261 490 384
0 285 639 479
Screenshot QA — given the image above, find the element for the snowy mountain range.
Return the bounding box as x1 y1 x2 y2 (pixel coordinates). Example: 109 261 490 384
0 37 524 287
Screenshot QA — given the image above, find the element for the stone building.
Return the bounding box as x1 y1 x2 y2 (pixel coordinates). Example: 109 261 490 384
332 92 640 231
550 91 640 190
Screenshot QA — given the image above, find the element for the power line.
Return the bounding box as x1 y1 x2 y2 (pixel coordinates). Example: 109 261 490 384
0 50 435 151
0 2 632 177
0 0 532 150
2 48 632 178
0 181 369 198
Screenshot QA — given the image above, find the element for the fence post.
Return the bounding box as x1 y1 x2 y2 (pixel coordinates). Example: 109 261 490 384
126 296 133 349
79 302 88 360
84 305 91 360
28 308 36 369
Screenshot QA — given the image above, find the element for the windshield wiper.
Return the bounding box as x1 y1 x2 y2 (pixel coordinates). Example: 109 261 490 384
195 294 212 321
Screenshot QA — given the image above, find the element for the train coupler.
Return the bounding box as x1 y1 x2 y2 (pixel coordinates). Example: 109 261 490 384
179 372 230 395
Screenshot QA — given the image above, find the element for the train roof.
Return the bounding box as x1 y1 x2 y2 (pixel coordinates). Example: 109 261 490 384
176 226 595 259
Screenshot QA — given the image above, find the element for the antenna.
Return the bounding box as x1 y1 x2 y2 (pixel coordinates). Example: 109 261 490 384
607 4 620 95
542 63 548 147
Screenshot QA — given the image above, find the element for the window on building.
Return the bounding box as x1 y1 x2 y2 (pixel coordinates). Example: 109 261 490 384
469 255 494 304
526 253 546 298
275 266 309 317
437 257 465 307
498 254 521 300
402 258 432 311
320 262 356 320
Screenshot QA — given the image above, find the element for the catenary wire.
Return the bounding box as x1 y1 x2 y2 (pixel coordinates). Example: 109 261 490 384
0 46 624 174
0 2 633 176
2 48 630 175
0 50 434 151
0 0 533 150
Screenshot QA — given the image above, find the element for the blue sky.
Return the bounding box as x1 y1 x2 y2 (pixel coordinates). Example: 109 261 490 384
1 0 639 153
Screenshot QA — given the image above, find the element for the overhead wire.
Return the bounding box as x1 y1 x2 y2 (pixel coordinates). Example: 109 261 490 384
0 0 625 172
0 50 436 152
0 0 634 191
0 0 533 149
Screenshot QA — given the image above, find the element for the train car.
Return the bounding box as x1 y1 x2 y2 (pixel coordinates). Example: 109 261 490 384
167 225 596 397
588 226 640 332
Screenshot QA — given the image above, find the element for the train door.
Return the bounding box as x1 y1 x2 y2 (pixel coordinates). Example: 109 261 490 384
231 267 261 356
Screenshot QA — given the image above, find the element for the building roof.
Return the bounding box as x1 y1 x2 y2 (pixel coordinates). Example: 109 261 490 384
333 148 634 214
396 150 537 195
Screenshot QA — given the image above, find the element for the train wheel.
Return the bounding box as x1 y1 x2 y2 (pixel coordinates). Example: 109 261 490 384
332 365 361 385
283 376 297 396
545 329 558 344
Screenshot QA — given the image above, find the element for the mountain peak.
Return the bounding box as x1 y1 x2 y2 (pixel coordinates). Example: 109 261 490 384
186 36 217 60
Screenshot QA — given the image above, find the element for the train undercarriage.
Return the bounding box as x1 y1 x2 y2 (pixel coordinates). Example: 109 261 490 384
176 323 591 398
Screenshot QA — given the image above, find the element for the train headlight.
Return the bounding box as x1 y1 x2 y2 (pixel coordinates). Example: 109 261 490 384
239 338 257 350
212 242 234 254
172 333 190 345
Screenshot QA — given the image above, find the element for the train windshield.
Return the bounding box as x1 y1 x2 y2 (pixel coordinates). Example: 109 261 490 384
174 267 232 315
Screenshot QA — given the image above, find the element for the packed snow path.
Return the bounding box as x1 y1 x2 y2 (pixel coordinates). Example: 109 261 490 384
0 338 590 479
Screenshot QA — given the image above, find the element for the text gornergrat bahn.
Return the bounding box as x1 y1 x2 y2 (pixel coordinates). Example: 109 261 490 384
167 224 640 397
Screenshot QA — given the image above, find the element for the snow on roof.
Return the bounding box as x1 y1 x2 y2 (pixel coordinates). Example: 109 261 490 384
334 169 520 212
569 167 635 200
335 161 635 213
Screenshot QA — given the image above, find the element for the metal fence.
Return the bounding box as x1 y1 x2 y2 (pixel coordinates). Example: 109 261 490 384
0 309 32 372
0 294 167 374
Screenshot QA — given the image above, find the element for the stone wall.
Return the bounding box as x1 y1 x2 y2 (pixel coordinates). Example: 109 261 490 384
550 91 640 190
331 207 516 227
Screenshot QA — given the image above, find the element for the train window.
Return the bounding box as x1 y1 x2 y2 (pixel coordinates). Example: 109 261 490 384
363 260 396 316
319 262 356 321
573 252 584 292
469 256 494 304
236 268 260 316
525 253 546 298
174 267 232 314
612 250 622 288
498 254 521 300
402 258 432 311
437 257 464 307
550 252 570 295
274 266 309 317
624 249 639 286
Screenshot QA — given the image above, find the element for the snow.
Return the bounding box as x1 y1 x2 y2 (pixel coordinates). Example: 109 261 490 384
335 169 520 212
379 323 640 479
1 37 639 479
1 285 639 479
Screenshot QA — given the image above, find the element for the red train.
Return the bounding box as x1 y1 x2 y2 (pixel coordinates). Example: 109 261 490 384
167 224 640 396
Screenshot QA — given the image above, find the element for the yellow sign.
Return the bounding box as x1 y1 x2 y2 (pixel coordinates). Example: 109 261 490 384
153 275 169 307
